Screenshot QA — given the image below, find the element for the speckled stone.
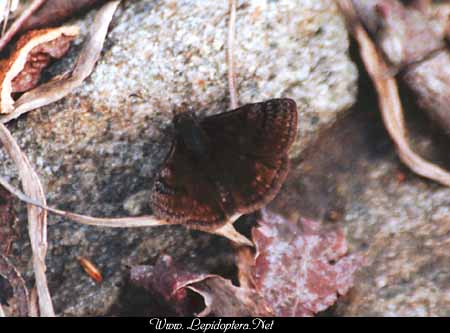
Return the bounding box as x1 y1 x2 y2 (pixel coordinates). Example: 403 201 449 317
0 0 357 316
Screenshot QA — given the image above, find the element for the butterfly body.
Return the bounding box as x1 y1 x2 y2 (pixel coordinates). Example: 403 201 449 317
150 98 298 231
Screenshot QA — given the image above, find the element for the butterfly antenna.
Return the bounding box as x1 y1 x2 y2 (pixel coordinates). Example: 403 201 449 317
227 0 239 110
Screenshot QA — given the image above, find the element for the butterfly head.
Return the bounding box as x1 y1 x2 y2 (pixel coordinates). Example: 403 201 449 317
172 110 210 160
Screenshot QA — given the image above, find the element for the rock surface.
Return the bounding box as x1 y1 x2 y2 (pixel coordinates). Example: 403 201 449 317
1 0 357 315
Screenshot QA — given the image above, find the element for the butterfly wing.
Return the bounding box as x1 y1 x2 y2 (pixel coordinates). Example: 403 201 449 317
201 98 297 214
200 98 297 158
150 139 227 230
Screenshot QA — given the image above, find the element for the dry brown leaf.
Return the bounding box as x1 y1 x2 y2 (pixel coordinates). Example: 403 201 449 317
131 255 272 317
0 253 29 317
0 25 79 114
0 0 121 123
338 0 450 187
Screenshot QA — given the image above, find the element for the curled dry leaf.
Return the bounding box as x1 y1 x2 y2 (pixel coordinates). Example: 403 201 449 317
250 209 364 316
0 254 29 317
0 0 120 123
0 25 79 114
131 255 272 317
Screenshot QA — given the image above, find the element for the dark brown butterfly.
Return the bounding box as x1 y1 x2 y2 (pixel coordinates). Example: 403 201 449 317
150 98 298 231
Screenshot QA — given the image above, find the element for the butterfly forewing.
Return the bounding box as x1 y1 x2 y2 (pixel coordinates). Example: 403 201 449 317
200 98 297 158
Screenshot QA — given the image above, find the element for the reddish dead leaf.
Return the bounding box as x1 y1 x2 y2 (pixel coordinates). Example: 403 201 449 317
0 25 79 114
131 255 272 317
0 186 16 256
0 254 29 316
131 255 211 316
251 209 364 317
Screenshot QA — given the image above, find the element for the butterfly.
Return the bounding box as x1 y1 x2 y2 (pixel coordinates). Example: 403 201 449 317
150 98 298 231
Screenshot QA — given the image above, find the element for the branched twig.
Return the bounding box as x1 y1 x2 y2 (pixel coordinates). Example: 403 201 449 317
0 0 46 53
337 0 450 187
227 0 238 109
0 175 253 246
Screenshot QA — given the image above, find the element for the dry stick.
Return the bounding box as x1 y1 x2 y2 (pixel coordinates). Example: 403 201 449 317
0 0 46 53
337 0 450 187
227 0 238 110
0 176 253 246
0 0 121 124
0 123 54 316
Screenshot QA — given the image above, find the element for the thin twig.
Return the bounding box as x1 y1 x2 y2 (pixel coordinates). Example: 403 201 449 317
337 0 450 187
227 0 238 110
0 175 252 246
0 0 46 53
0 123 54 316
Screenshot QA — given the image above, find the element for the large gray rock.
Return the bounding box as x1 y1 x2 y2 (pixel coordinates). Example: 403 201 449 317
2 0 357 315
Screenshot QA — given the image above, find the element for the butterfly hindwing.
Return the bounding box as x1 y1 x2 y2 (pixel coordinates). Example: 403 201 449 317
150 139 226 229
211 147 290 215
